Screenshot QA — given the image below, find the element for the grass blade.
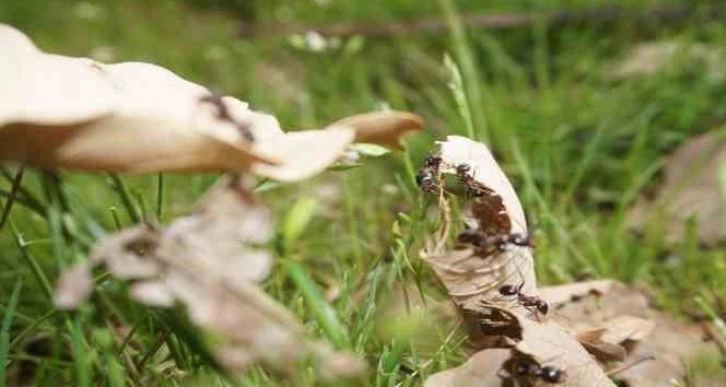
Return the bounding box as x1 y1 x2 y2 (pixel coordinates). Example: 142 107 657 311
0 167 25 230
285 261 348 348
0 280 23 387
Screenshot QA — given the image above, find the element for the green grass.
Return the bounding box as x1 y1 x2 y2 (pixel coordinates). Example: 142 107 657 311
2 0 726 385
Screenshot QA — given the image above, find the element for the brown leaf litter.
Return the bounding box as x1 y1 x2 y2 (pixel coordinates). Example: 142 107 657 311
54 177 364 378
628 129 726 246
419 136 613 386
0 23 423 180
542 280 726 386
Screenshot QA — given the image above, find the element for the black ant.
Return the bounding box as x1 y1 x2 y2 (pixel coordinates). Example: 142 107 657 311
512 359 565 384
499 282 549 315
415 153 442 193
199 93 255 142
454 163 488 197
457 229 535 251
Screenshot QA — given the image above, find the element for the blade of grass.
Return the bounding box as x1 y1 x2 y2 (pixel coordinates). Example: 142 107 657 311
9 221 54 301
284 261 348 348
156 173 165 221
0 166 25 230
108 174 141 224
0 280 23 387
69 316 91 387
443 54 476 139
437 0 488 141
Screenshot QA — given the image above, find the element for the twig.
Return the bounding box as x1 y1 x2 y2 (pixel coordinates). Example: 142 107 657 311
239 4 726 39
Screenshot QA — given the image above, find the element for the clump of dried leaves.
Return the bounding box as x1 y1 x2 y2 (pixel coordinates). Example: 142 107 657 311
1 23 428 380
416 136 724 386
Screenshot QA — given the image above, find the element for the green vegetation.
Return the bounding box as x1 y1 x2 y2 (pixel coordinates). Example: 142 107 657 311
1 0 725 385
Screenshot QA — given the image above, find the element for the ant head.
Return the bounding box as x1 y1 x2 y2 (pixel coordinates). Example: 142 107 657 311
536 300 549 315
457 229 480 244
423 153 442 167
416 171 436 190
539 366 564 383
455 163 471 176
498 284 519 296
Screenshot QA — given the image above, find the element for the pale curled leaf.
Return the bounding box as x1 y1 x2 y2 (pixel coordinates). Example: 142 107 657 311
546 281 724 386
437 135 528 235
250 126 356 182
423 135 537 313
0 24 115 127
53 179 364 378
507 308 614 387
424 349 511 387
1 24 364 180
328 110 424 150
53 263 94 310
628 130 726 246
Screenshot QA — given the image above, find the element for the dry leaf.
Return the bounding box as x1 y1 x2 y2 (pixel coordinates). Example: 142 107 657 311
422 135 537 313
545 281 725 386
54 177 364 378
512 314 614 387
424 348 511 387
607 41 726 82
328 110 424 150
0 24 367 181
0 24 115 127
628 130 726 246
53 263 93 310
539 280 615 306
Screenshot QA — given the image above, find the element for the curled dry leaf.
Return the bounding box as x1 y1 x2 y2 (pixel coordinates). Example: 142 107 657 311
0 24 115 127
512 312 614 387
418 136 612 386
327 110 424 150
607 41 726 82
54 178 364 378
0 24 376 181
544 280 725 386
421 135 537 315
424 348 511 387
627 130 726 246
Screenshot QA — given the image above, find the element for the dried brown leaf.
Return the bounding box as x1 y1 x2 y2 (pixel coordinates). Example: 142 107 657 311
546 281 724 386
0 24 114 126
53 178 364 378
607 41 726 82
628 130 726 246
423 348 511 387
510 311 614 387
422 136 537 313
250 126 355 182
53 263 93 310
1 25 363 180
328 110 424 150
539 280 615 307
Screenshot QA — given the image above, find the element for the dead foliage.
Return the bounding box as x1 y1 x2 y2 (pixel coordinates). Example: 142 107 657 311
542 280 726 386
628 130 726 246
54 177 364 378
0 24 423 181
419 136 614 386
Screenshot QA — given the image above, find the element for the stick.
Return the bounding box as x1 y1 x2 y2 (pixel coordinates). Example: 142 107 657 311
239 4 726 39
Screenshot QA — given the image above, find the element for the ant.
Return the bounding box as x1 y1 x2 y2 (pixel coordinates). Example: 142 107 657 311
199 93 255 142
415 153 442 193
454 163 488 197
457 229 535 251
499 282 549 315
511 359 565 384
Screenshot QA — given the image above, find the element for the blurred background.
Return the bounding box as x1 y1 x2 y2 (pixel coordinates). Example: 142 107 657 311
2 0 725 385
